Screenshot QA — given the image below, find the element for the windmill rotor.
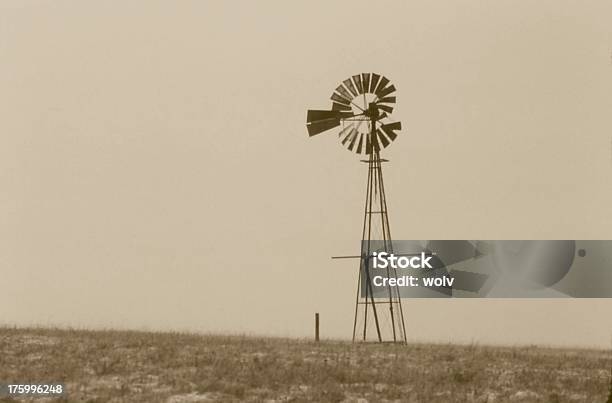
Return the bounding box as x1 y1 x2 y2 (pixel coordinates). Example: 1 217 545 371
306 73 402 154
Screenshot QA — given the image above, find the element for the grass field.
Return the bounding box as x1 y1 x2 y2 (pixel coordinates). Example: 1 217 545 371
0 327 610 402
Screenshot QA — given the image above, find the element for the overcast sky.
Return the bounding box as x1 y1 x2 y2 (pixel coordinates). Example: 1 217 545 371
2 0 612 347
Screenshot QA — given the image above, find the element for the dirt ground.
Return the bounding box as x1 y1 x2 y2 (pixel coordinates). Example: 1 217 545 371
0 327 610 402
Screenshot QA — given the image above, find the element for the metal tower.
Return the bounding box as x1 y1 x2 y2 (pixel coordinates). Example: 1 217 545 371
354 144 406 343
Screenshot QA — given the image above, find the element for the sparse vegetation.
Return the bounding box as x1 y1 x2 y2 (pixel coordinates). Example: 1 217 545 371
0 327 610 402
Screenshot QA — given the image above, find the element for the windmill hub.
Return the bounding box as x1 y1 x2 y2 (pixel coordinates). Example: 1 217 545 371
365 102 380 120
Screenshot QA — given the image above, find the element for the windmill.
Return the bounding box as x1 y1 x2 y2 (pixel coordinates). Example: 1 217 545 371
306 73 406 343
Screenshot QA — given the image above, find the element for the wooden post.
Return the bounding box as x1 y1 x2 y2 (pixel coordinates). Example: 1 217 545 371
315 313 320 342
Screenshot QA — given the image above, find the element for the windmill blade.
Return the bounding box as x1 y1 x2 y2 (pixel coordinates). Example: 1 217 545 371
338 124 353 139
356 133 364 153
377 96 396 104
377 104 394 114
332 102 351 111
380 121 401 141
352 74 364 94
347 130 359 151
374 76 389 95
343 78 358 97
361 73 371 93
331 92 351 106
341 126 356 145
381 121 401 131
335 85 353 101
370 73 381 93
376 84 396 98
377 129 390 148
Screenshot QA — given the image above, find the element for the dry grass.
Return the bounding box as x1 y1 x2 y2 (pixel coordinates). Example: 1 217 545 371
0 327 610 402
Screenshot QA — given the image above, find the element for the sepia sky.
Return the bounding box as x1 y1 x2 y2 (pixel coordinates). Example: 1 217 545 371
2 0 612 347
